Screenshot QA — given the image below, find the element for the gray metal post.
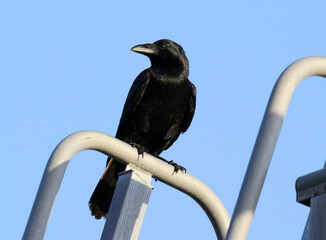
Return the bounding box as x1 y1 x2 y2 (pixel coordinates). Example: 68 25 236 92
302 213 311 240
309 195 326 239
23 131 230 240
226 56 326 240
101 166 153 240
296 165 326 240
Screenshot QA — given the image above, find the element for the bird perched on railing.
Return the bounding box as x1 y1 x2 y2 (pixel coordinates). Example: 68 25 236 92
89 39 197 219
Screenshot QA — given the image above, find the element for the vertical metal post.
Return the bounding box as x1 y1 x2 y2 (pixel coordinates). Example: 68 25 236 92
308 194 326 239
100 165 153 240
302 213 311 240
226 56 326 240
296 164 326 240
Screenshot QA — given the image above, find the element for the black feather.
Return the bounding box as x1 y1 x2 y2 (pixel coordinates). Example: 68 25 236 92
89 39 196 219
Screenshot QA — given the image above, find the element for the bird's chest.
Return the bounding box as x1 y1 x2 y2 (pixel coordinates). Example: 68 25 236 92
140 80 187 117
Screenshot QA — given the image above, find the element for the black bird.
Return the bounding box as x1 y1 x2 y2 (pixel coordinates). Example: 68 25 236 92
89 39 196 219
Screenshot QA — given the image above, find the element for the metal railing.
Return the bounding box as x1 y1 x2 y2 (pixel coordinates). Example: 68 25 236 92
226 56 326 240
22 131 230 240
23 56 326 240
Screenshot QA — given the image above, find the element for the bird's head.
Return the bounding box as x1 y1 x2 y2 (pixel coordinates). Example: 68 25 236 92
131 39 189 77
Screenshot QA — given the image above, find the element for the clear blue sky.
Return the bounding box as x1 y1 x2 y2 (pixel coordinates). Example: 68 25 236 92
2 1 326 239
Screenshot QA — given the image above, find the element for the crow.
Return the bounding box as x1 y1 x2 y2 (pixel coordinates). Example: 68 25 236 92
89 39 196 219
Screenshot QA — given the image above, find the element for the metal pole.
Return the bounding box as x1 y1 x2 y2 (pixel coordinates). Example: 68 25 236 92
100 166 153 240
23 131 230 240
302 213 311 240
226 56 326 240
296 164 326 240
308 194 326 239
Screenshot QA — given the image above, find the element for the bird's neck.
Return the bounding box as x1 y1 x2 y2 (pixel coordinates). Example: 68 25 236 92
150 60 189 80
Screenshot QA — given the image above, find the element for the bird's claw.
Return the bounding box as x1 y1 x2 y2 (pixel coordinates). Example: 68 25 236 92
130 143 148 158
168 160 187 174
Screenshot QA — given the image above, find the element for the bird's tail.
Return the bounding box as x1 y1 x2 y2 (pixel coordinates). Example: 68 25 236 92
89 158 126 219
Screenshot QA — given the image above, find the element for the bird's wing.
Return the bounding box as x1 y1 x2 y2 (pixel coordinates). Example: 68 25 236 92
180 81 197 133
115 69 151 138
161 81 196 153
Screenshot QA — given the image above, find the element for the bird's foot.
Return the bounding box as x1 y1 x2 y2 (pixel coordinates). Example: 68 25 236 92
168 160 187 174
130 142 148 158
157 156 187 174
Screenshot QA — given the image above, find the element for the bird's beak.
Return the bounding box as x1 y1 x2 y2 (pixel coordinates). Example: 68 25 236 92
131 44 156 55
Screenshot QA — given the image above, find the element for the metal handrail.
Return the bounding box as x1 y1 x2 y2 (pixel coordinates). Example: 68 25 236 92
226 56 326 240
23 131 230 240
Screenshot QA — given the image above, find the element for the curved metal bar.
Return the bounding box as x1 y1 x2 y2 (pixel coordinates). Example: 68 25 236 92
226 56 326 240
23 130 230 240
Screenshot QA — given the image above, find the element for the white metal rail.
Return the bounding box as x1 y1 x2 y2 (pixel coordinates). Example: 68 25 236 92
22 131 230 240
226 56 326 239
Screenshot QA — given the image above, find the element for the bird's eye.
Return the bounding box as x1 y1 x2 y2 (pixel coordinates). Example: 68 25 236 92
159 44 166 50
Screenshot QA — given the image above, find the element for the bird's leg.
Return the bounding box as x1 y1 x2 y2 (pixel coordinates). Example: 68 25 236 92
157 156 187 174
130 142 148 158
